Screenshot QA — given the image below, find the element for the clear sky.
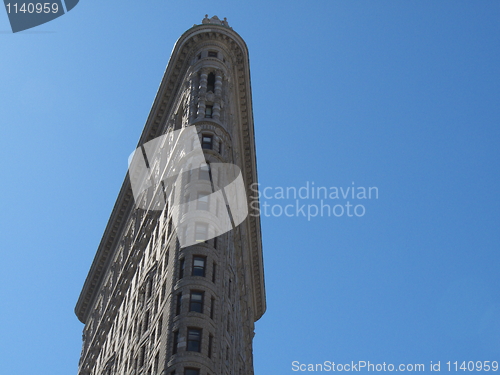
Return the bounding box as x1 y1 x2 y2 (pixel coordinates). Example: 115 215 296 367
1 1 499 374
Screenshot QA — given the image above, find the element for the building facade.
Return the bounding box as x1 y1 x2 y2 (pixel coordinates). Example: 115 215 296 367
75 15 265 375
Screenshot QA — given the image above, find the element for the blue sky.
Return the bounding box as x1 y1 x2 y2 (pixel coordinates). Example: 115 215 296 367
1 1 499 374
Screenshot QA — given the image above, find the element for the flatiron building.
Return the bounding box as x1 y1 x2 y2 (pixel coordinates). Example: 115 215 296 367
75 15 265 375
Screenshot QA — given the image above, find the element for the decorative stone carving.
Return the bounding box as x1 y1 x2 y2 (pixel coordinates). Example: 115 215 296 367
202 14 231 28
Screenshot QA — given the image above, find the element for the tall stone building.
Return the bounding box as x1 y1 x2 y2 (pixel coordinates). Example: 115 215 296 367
75 15 265 375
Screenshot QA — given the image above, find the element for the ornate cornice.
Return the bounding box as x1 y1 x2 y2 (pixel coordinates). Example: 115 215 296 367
75 21 265 324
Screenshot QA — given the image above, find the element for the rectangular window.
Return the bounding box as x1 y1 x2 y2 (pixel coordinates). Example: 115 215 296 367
154 353 159 374
139 345 146 367
189 291 204 313
129 349 134 370
187 328 202 352
208 334 213 358
161 281 166 302
147 278 153 299
212 262 216 283
199 163 211 181
173 330 179 354
185 369 200 375
208 51 218 58
210 297 215 320
202 135 213 149
176 293 182 316
195 223 208 242
192 256 206 277
196 193 209 211
205 105 213 118
144 310 150 332
179 258 185 279
167 219 173 237
157 316 163 337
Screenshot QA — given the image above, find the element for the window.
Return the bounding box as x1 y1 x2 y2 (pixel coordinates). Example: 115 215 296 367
129 349 134 371
144 310 150 332
189 291 204 313
213 237 217 249
208 51 218 58
173 330 179 354
176 293 182 316
139 345 146 367
146 278 153 299
157 316 163 337
167 219 173 237
134 316 139 336
164 202 169 219
174 109 182 130
179 258 185 279
195 223 208 243
210 297 215 319
205 105 213 118
208 334 213 358
161 281 166 302
154 353 159 374
207 72 215 92
202 134 213 149
197 53 201 60
192 256 206 276
187 328 202 352
212 262 217 283
183 194 190 214
196 193 209 211
199 163 211 181
185 369 200 375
